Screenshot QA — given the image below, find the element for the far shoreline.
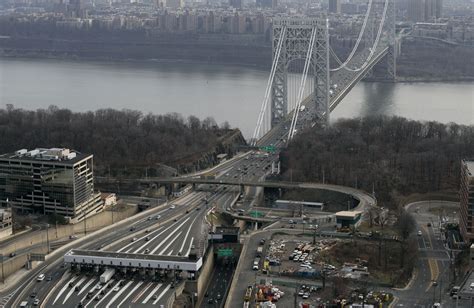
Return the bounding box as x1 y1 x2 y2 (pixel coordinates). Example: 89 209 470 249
1 53 473 84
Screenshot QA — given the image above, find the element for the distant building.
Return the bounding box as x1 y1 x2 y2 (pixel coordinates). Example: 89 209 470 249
460 160 474 243
165 0 181 9
256 0 276 9
335 211 362 228
408 0 442 22
229 0 242 9
0 148 104 223
328 0 341 14
0 208 12 240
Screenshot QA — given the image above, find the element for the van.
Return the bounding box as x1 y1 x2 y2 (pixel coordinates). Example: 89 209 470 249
37 274 45 282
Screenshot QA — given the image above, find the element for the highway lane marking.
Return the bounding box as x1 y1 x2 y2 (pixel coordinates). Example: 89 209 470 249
116 281 143 308
132 282 153 303
152 284 171 305
131 216 191 254
83 279 115 308
178 213 201 255
79 279 100 305
158 231 182 255
106 280 133 308
93 280 123 308
78 278 96 295
117 226 164 253
52 275 77 305
142 283 162 304
185 237 195 257
150 217 191 254
63 276 87 304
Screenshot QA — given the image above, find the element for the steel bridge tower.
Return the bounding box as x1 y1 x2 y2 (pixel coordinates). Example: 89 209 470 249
270 18 330 128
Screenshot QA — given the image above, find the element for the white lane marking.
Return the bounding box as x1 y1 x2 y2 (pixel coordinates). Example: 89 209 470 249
78 278 96 295
152 284 171 305
185 237 194 257
158 231 182 255
63 276 87 304
149 218 191 254
79 279 100 304
117 226 163 253
83 279 114 308
132 282 153 303
167 250 173 256
93 280 123 308
53 275 77 305
116 281 143 308
132 216 191 254
106 280 133 308
178 213 200 254
142 283 162 304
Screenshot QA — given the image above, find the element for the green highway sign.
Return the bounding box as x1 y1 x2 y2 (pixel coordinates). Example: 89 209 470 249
217 248 233 257
260 145 276 153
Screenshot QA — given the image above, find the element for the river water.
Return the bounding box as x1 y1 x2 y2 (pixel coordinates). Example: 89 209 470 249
0 58 472 137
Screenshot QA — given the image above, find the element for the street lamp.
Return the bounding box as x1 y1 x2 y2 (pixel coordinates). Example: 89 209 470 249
46 223 50 253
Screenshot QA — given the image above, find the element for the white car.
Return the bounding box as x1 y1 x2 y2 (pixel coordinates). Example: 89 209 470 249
113 286 120 292
170 205 175 209
417 230 422 236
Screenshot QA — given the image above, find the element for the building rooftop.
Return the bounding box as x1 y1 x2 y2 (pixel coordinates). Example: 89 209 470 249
465 161 474 177
336 211 363 218
0 148 90 165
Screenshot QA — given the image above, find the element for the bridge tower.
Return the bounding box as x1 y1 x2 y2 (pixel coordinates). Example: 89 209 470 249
367 0 397 81
270 18 330 128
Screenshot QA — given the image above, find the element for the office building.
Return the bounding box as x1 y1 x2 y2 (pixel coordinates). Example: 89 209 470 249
408 0 443 22
328 0 341 14
229 0 242 9
460 160 474 243
0 148 103 223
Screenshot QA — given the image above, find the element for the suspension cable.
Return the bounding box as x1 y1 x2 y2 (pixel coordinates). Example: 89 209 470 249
287 27 317 142
329 0 374 72
251 26 287 145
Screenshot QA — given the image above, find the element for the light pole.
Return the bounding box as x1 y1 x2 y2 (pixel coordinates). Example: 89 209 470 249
46 223 50 253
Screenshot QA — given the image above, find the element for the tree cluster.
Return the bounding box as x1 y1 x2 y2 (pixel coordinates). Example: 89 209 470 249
0 105 235 175
281 116 474 207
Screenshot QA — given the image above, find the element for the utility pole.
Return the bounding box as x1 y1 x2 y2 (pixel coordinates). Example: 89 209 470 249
46 223 50 253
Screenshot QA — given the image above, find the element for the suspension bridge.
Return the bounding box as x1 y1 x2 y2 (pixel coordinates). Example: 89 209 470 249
251 0 399 148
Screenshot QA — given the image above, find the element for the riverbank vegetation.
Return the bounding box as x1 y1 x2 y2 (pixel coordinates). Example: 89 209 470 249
0 105 244 176
281 116 474 208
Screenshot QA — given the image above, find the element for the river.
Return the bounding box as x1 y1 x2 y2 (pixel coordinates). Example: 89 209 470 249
0 58 472 137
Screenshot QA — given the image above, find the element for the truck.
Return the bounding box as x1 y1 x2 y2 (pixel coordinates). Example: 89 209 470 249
244 285 253 301
100 268 115 284
256 246 263 257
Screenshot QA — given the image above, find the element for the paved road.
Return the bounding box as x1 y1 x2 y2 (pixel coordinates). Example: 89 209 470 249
391 200 460 308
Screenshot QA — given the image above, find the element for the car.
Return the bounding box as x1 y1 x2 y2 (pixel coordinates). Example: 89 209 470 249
147 216 152 221
145 229 150 233
131 237 137 242
144 249 150 254
75 286 80 292
9 252 16 257
69 235 77 239
302 293 310 299
216 293 221 300
174 218 178 222
155 215 161 220
129 227 136 231
113 286 120 292
170 205 175 209
153 294 158 300
33 299 40 306
417 230 422 236
260 239 266 245
37 274 45 282
46 276 52 281
95 295 102 301
298 290 305 296
145 236 150 241
204 292 209 297
95 284 102 290
208 298 214 303
427 222 432 227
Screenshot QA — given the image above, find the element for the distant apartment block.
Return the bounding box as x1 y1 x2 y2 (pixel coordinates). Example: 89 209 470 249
0 208 12 240
460 160 474 243
0 148 104 223
328 0 341 14
408 0 443 22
